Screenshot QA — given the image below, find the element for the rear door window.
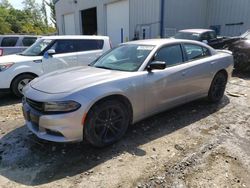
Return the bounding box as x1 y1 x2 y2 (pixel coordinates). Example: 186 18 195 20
184 44 211 61
1 37 18 47
154 44 184 67
76 39 104 52
22 37 37 46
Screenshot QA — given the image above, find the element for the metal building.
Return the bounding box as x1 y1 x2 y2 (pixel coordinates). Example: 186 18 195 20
54 0 250 46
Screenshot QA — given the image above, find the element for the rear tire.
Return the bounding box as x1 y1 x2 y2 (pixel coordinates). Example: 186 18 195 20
84 100 130 147
11 74 36 98
208 72 227 103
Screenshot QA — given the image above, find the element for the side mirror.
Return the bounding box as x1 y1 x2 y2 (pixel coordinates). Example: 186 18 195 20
43 49 55 59
147 61 166 71
202 40 208 44
47 49 56 55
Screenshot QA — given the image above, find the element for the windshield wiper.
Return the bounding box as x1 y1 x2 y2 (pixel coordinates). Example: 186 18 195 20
94 66 113 70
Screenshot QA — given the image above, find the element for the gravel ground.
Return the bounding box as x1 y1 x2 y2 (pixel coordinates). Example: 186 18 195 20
0 76 249 188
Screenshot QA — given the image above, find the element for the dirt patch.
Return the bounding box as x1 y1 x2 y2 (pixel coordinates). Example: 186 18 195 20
0 77 250 188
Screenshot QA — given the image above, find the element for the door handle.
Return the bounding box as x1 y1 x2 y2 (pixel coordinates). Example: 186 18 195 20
182 71 186 76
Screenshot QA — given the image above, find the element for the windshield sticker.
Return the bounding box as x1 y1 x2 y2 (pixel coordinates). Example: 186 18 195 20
137 46 154 50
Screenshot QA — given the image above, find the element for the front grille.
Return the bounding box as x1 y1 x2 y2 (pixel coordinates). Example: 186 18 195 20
26 98 43 112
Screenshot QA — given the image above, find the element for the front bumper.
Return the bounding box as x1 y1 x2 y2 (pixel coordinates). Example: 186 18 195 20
0 70 13 89
22 100 84 143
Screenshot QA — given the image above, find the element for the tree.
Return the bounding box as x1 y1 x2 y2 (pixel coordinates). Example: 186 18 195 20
45 0 56 28
0 6 12 34
0 0 12 8
0 0 56 35
41 0 48 27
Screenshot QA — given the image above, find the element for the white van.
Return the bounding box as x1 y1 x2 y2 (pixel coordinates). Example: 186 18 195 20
0 35 111 97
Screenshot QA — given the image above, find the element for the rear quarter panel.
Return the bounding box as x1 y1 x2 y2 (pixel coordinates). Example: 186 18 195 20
210 51 234 80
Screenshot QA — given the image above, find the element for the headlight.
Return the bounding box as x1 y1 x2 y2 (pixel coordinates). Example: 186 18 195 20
43 101 81 112
0 63 14 72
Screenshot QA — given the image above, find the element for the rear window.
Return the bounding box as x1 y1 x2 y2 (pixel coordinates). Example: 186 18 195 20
174 32 201 41
1 37 18 47
76 39 104 51
22 37 37 46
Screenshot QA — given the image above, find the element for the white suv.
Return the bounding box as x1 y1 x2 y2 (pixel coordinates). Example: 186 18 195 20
0 35 111 97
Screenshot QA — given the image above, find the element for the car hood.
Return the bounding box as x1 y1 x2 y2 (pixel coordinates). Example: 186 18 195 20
0 54 41 64
30 66 131 94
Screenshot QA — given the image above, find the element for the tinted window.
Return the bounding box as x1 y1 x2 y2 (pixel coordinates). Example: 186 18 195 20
22 37 37 46
202 47 211 56
201 33 210 41
184 44 210 60
208 31 216 39
76 39 104 51
1 37 18 47
154 45 183 67
50 40 77 54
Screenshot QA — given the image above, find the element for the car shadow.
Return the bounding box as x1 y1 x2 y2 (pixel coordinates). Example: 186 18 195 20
0 93 21 107
0 96 230 186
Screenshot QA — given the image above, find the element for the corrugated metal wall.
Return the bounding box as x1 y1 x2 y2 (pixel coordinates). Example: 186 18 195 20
207 0 250 36
55 0 120 35
55 0 250 38
164 0 208 37
129 0 161 39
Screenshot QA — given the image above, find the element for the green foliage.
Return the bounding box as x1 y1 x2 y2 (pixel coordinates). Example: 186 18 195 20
45 0 56 28
0 0 56 35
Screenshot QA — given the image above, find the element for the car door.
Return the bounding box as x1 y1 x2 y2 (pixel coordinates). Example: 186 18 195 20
42 39 78 73
144 44 190 116
76 39 104 66
181 43 214 101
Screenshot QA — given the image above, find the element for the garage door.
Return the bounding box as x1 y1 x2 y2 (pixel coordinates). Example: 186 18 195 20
107 0 129 46
63 13 76 35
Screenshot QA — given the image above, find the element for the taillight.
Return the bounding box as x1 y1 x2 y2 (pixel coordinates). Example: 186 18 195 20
0 49 3 56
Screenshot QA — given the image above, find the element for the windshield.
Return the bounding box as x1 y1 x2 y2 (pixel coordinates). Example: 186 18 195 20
92 44 155 72
20 39 53 56
174 32 201 41
240 30 250 38
243 32 250 40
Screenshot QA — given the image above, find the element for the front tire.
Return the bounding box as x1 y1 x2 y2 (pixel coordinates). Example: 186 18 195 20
11 74 36 98
208 72 227 103
84 100 130 147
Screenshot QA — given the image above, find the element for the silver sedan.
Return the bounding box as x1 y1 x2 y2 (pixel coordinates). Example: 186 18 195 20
22 39 234 147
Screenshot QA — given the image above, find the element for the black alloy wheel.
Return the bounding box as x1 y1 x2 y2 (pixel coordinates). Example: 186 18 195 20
208 72 227 103
84 100 130 147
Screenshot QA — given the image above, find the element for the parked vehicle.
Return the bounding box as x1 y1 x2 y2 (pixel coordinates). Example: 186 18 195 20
0 35 39 56
0 35 111 97
22 39 234 147
174 29 240 49
228 29 250 72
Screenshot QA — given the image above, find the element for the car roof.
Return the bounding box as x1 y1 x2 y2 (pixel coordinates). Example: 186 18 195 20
178 29 214 34
124 38 203 46
41 35 109 40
